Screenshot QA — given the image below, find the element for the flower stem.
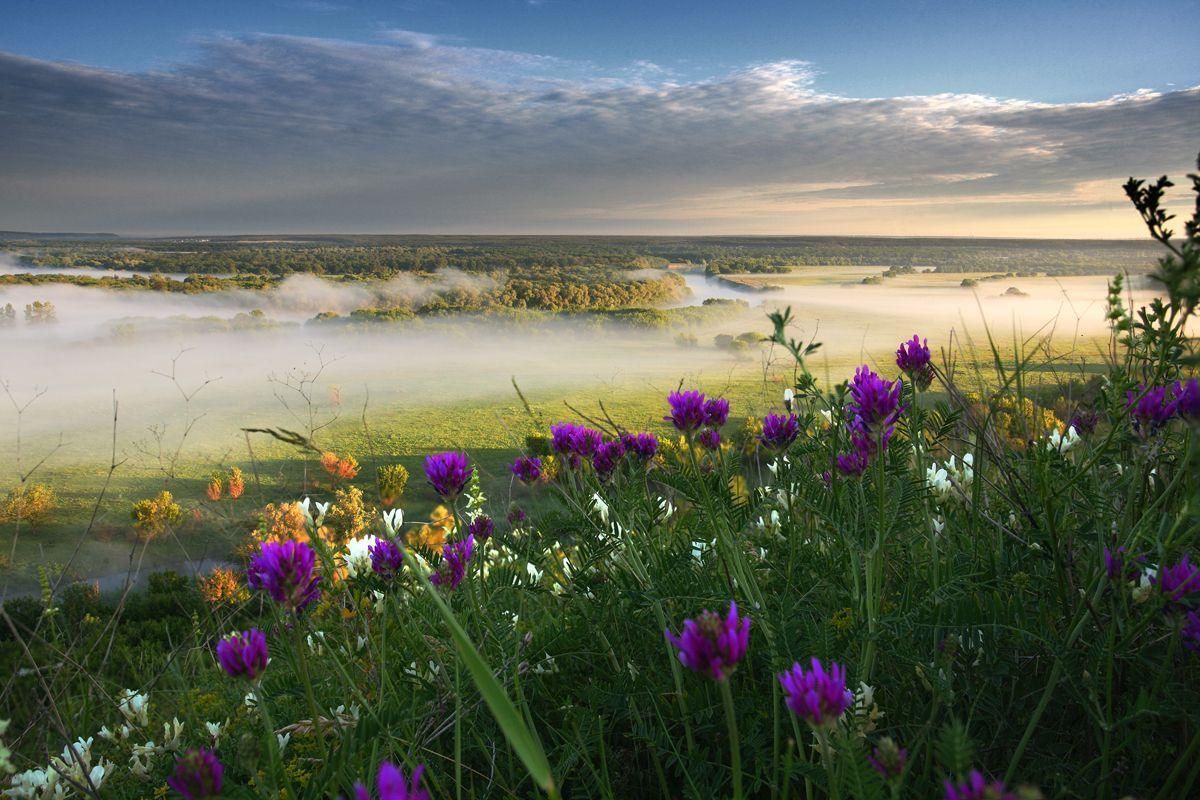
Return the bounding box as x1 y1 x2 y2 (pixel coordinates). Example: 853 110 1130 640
720 679 744 800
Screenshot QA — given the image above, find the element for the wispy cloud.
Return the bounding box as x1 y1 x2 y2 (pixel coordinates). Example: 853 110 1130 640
0 32 1195 234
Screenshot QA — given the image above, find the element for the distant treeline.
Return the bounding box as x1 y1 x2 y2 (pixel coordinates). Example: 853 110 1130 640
7 234 1160 278
0 266 689 313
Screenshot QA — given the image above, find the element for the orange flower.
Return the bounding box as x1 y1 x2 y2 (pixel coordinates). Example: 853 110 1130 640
198 567 249 605
205 475 223 502
227 466 245 500
320 452 360 480
406 504 455 551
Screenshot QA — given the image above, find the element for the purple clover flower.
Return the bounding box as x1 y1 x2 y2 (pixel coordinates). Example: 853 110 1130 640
247 540 321 614
167 748 223 800
1183 611 1200 653
665 390 708 432
592 439 627 477
1174 378 1200 422
216 629 268 680
703 397 731 427
1126 385 1178 438
550 423 580 454
847 365 903 432
549 423 603 458
424 452 472 500
354 761 428 800
867 738 908 782
697 428 722 451
1157 554 1200 604
468 515 494 542
896 334 934 389
664 600 751 681
370 537 405 580
510 456 543 484
507 507 528 526
431 535 475 590
760 413 800 451
1069 408 1100 436
778 657 853 728
621 432 659 461
943 770 1017 800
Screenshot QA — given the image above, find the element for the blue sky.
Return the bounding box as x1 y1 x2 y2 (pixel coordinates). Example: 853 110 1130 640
1 1 1197 234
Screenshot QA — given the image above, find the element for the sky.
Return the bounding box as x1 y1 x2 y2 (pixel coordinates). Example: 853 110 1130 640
1 0 1198 236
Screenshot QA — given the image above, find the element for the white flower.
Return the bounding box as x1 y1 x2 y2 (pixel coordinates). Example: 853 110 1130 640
356 635 368 652
783 387 795 410
1045 425 1080 454
526 563 544 583
931 516 945 536
591 493 609 525
117 690 149 728
128 752 152 780
307 631 326 655
926 465 953 502
300 497 330 528
244 691 258 709
343 535 379 578
205 720 224 745
130 740 160 759
656 496 675 522
818 409 833 425
372 590 386 613
276 732 291 755
381 508 404 535
161 717 185 751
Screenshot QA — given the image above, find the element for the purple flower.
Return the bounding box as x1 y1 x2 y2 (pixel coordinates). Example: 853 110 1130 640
760 413 800 451
216 629 268 680
549 423 602 458
1157 554 1200 604
665 390 708 432
592 439 627 477
510 456 543 484
1068 408 1100 436
664 600 751 681
431 535 475 590
1183 611 1200 653
697 428 722 450
703 397 731 427
1104 547 1126 580
167 749 223 800
354 761 428 800
847 366 903 431
896 334 934 389
621 432 659 461
1126 385 1178 437
867 738 908 782
943 770 1017 800
247 540 321 614
370 537 405 579
1174 378 1200 422
779 657 853 728
424 452 472 500
468 515 494 542
507 507 528 526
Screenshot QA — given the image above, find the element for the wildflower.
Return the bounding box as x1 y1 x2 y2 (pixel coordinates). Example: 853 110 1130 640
370 537 406 580
1183 611 1200 653
591 492 610 525
468 515 494 542
1103 546 1143 582
424 452 472 500
321 451 360 480
118 689 150 727
1045 425 1080 455
592 439 627 477
847 366 903 431
247 540 321 613
664 600 751 681
381 508 404 536
299 497 330 529
665 390 708 432
550 422 581 454
507 507 528 526
1068 408 1100 436
227 466 245 500
943 770 1017 800
703 397 730 427
344 535 379 578
779 657 853 728
276 733 291 755
1174 378 1200 422
760 413 800 451
167 749 222 799
431 535 475 589
510 456 543 484
205 475 222 502
697 428 722 450
621 432 659 461
835 431 874 477
1126 385 1178 437
867 737 908 782
783 387 795 411
1157 554 1200 603
354 761 428 800
204 721 223 745
570 427 603 457
216 629 268 680
896 334 934 389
